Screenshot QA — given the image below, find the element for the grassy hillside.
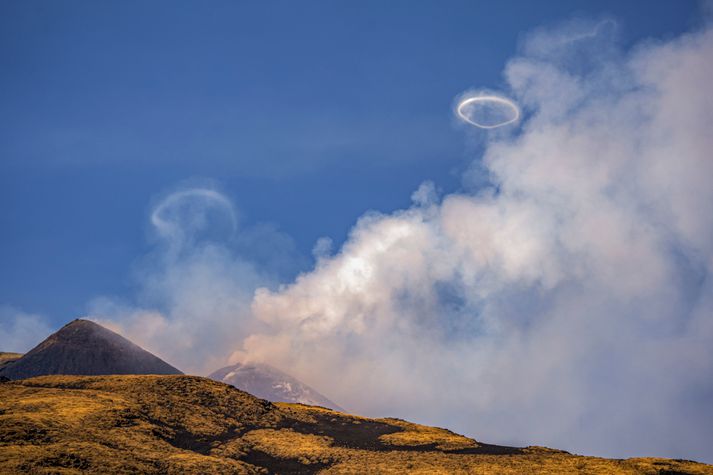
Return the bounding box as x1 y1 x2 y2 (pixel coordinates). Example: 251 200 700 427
0 375 710 474
0 352 22 373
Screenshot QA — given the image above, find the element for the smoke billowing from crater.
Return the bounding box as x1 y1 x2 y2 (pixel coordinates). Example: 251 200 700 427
239 21 713 462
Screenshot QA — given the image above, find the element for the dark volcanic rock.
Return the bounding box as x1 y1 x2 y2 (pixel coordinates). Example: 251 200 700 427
209 362 343 411
0 319 182 380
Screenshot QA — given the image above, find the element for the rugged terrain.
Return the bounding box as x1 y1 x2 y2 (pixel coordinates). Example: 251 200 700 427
0 320 182 379
1 374 710 474
210 362 343 411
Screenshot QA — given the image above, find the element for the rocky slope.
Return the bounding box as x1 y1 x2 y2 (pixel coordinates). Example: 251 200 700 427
209 362 343 411
1 375 711 474
0 319 182 379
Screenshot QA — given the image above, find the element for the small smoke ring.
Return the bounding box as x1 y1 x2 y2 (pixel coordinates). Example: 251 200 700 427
456 95 520 129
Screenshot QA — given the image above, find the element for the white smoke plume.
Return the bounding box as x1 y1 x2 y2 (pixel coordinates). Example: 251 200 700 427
236 20 713 462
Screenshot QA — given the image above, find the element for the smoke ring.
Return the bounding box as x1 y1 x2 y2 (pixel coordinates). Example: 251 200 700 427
151 188 238 239
456 95 520 129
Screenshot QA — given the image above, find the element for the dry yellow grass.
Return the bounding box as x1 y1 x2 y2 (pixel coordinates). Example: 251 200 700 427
0 352 22 363
1 375 711 474
0 352 22 374
378 419 478 451
242 429 335 466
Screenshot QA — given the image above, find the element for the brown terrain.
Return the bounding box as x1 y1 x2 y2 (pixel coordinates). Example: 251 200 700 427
1 374 711 474
1 320 711 474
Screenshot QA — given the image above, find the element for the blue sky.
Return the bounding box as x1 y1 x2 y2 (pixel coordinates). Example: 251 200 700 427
0 1 700 326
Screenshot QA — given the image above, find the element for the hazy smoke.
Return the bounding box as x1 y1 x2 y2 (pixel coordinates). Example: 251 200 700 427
0 306 52 353
238 21 713 461
89 185 296 375
150 188 237 247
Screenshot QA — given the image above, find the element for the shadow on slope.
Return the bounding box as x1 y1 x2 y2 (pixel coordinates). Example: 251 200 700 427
1 375 710 474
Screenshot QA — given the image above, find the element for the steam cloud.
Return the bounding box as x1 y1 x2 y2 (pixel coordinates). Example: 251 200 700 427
239 20 713 461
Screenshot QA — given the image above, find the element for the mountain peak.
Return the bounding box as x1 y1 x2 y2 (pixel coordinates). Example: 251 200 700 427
0 319 182 380
209 361 343 411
